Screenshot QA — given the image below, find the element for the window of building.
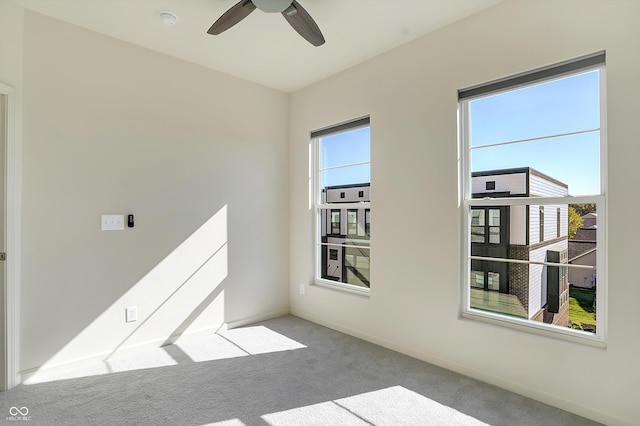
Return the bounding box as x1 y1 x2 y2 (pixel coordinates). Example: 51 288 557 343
365 209 371 238
313 117 371 292
329 249 338 261
459 52 606 345
471 209 485 243
347 209 358 236
330 210 341 235
539 206 544 242
488 208 501 244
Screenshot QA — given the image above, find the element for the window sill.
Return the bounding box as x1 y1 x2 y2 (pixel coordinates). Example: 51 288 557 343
461 308 606 348
313 278 371 297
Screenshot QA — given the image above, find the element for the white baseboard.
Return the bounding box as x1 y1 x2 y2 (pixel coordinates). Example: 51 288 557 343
290 309 629 426
21 308 290 384
20 323 220 383
223 308 290 330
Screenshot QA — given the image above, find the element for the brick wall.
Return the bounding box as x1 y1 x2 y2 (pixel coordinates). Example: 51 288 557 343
509 244 530 315
536 303 569 326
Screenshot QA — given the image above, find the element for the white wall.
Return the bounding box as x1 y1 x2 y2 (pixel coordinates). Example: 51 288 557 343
509 205 526 245
569 250 597 289
529 241 567 317
471 171 527 195
20 12 290 376
530 172 568 197
529 203 567 244
289 0 640 424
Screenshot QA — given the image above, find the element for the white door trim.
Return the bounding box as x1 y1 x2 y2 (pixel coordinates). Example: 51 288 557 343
0 80 21 389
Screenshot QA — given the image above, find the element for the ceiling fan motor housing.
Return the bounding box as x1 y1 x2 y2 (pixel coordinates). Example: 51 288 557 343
251 0 294 13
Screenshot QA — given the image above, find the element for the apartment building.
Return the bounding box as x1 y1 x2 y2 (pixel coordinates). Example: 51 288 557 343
319 183 371 288
470 168 569 326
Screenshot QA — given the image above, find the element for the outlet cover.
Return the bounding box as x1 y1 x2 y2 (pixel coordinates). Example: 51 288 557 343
125 306 138 323
299 283 305 295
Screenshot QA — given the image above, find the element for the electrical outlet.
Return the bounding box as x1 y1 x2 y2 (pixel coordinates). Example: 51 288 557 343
299 283 305 295
125 306 138 323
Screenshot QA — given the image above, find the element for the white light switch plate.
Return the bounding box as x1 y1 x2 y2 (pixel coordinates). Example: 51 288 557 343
101 214 125 231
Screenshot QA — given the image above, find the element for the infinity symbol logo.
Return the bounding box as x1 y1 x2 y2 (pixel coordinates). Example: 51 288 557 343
9 406 29 416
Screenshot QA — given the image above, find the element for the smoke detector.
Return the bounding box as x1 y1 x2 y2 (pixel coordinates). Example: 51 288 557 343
159 11 178 26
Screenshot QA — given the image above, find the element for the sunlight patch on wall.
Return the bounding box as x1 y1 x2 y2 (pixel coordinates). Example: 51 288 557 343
24 347 178 384
24 324 306 383
26 205 229 381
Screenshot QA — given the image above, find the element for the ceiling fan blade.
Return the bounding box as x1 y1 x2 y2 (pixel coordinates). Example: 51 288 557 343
208 0 256 35
281 1 325 46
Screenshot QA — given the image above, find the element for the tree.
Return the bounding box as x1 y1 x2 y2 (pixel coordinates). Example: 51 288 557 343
571 203 596 217
568 206 583 239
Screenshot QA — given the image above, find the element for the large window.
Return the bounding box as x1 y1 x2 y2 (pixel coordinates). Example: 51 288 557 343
313 117 371 292
459 52 606 345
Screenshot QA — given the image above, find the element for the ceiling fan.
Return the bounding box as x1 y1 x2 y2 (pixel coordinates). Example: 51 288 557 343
207 0 325 46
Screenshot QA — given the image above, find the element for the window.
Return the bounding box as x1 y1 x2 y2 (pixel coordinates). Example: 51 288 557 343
329 249 338 261
471 207 504 245
330 209 341 235
347 209 358 236
459 52 606 344
488 208 501 244
539 206 544 243
471 209 485 243
365 209 371 238
313 117 371 292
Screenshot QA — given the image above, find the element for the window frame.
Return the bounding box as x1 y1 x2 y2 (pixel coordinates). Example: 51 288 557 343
312 117 371 295
458 53 607 346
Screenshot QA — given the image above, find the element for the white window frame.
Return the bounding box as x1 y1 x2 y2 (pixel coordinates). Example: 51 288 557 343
312 117 371 295
458 53 607 346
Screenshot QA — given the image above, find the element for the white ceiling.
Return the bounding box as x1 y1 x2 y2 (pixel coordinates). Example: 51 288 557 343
13 0 501 92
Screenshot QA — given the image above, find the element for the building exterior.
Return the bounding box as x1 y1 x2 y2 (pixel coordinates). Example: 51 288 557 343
471 168 569 326
320 183 371 288
568 213 597 289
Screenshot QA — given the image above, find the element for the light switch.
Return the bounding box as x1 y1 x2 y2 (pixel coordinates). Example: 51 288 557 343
101 214 125 231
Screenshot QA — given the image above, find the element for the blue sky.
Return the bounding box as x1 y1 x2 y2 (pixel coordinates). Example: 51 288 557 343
320 127 370 188
469 70 601 196
319 69 601 195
